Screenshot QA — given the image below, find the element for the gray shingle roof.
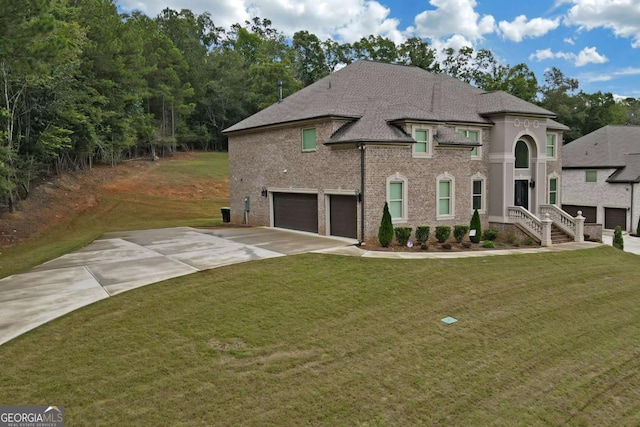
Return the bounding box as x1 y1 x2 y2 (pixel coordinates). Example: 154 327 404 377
563 125 640 183
224 60 561 142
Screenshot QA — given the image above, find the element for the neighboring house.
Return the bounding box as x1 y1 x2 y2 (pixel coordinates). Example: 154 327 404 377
562 125 640 232
224 60 571 244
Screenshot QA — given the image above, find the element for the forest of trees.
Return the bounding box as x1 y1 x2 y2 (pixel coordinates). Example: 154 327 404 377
2 0 640 211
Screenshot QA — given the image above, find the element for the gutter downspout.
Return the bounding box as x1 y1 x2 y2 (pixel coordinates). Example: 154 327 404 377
359 143 365 245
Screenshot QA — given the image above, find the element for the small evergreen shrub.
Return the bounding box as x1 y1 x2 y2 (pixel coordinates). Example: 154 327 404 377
613 225 624 250
453 225 469 243
469 209 482 243
394 227 412 246
506 232 518 245
435 226 451 243
482 240 495 248
378 202 394 247
636 216 640 236
483 228 499 241
441 242 452 250
522 236 536 246
415 225 430 244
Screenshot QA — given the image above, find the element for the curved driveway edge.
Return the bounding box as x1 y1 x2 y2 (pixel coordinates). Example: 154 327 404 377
0 227 355 346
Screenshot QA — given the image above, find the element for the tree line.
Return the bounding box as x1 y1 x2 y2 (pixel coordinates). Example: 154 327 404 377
2 0 639 211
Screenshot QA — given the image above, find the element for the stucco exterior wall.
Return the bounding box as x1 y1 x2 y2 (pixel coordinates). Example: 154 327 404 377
561 168 637 230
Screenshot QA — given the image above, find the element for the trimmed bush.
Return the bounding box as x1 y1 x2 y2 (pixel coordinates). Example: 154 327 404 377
613 225 624 250
415 225 430 244
506 232 517 245
482 240 495 248
453 225 469 243
483 228 499 241
441 242 452 250
522 236 536 246
435 226 451 243
469 209 482 243
394 226 412 246
378 202 394 247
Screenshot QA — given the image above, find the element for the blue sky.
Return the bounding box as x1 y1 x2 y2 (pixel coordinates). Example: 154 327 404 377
117 0 640 98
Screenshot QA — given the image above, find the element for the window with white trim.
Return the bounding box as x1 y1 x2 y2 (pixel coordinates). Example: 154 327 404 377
456 128 481 158
515 140 529 169
548 176 558 205
412 127 432 157
437 173 455 219
546 134 557 159
386 173 408 222
302 128 316 151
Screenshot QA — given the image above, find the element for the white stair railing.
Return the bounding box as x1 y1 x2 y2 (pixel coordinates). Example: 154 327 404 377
507 206 554 246
539 204 585 243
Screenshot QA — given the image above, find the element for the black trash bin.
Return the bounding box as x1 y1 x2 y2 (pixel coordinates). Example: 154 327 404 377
221 207 230 223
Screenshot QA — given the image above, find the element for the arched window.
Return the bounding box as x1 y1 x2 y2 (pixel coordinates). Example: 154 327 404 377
515 140 529 169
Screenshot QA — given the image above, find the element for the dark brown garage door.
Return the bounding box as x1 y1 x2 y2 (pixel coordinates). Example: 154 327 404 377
605 207 626 230
330 195 357 239
562 205 597 223
273 192 318 233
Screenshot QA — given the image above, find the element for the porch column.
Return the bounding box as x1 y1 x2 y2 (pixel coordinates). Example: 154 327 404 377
541 213 553 247
574 211 585 243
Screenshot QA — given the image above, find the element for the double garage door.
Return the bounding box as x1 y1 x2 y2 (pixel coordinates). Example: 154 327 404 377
272 193 357 239
562 204 627 230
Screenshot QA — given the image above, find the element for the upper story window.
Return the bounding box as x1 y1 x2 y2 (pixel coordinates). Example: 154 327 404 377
456 128 481 158
546 134 557 159
585 170 597 183
302 128 317 151
515 140 529 169
412 127 432 158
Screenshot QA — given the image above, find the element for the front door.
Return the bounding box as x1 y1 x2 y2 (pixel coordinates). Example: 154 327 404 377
515 180 529 210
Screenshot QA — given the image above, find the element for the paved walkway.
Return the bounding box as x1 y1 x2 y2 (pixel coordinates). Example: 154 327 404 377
0 226 610 346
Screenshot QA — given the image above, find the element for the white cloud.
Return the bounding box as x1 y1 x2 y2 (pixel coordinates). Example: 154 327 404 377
564 37 575 45
529 46 608 67
575 46 608 66
582 66 640 83
413 0 496 42
564 0 640 48
117 0 407 43
498 15 560 42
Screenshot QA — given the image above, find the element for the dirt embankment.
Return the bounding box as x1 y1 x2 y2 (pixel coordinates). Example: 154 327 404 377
0 155 191 250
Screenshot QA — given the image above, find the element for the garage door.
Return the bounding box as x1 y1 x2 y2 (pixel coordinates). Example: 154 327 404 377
330 195 357 239
562 205 597 223
605 207 626 230
273 192 318 233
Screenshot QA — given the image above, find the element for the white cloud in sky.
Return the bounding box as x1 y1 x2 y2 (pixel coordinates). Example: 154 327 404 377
564 0 640 48
529 46 608 66
413 0 496 42
498 15 560 42
581 67 640 83
564 37 575 45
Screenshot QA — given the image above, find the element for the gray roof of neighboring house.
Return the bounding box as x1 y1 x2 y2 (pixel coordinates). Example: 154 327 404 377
224 60 560 143
562 125 640 183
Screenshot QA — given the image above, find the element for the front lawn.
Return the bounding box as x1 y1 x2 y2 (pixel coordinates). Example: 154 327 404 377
1 247 639 425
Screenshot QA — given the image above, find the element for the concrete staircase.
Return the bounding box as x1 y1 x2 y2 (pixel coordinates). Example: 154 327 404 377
551 224 572 244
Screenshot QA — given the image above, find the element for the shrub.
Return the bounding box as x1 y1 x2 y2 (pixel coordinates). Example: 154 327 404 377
637 216 640 236
613 225 624 250
435 226 451 243
453 225 469 243
415 225 430 244
441 242 452 250
394 226 412 246
506 232 517 245
378 202 394 247
482 240 495 248
483 228 499 241
469 209 482 243
522 236 536 246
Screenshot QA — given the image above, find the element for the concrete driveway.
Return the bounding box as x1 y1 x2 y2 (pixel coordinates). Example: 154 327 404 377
601 230 640 255
0 227 355 345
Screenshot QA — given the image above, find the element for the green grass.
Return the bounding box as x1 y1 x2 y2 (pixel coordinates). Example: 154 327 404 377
0 152 228 278
1 247 639 426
